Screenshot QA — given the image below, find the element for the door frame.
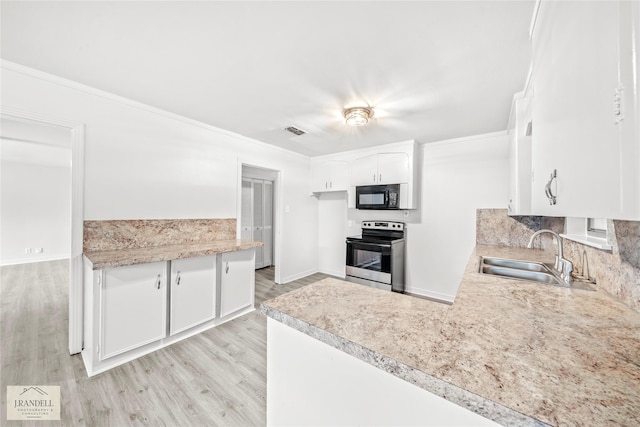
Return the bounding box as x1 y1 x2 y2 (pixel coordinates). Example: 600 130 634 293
1 107 85 355
237 161 281 284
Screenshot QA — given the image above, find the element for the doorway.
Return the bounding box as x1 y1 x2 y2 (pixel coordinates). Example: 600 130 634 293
0 110 85 354
241 166 276 270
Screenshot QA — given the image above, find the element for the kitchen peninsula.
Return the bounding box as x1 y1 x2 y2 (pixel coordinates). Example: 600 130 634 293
81 219 262 376
262 245 640 426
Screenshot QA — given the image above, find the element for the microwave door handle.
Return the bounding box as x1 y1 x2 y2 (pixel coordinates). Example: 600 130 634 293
384 190 389 206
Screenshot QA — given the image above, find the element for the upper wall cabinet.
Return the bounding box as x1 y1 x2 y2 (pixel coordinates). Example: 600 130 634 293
530 0 640 219
351 153 410 186
310 160 349 193
507 88 533 216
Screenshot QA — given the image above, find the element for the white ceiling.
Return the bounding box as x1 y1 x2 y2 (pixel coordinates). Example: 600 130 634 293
0 1 534 157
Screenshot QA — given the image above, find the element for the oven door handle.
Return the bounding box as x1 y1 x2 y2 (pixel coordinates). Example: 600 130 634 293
347 241 392 249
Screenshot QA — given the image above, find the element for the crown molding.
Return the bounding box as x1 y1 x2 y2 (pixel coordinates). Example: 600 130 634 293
1 60 309 160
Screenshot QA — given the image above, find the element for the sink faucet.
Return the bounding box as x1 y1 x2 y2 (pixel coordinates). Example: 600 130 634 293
527 229 573 284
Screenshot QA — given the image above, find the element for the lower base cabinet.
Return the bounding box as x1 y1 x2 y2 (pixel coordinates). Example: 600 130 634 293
100 261 168 360
220 249 255 318
82 248 255 377
170 255 217 336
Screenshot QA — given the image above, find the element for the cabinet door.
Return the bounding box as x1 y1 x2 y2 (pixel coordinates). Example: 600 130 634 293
377 152 410 184
310 163 330 192
351 155 379 186
170 255 216 335
531 1 620 217
311 160 349 192
618 0 640 219
327 160 349 191
508 92 532 216
219 249 255 318
100 261 167 360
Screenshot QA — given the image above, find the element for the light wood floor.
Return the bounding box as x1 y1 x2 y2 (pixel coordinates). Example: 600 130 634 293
1 260 330 426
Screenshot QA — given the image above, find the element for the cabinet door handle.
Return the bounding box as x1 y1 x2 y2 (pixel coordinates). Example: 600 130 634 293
325 182 328 189
544 169 557 205
379 174 382 182
329 181 332 189
156 274 162 290
373 174 376 182
176 271 181 285
225 262 229 274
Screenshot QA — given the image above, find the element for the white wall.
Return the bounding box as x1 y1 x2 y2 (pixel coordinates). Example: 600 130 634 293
317 192 348 278
1 62 318 282
319 133 509 301
1 160 71 265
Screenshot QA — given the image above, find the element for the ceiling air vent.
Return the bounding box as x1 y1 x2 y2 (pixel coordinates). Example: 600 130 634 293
284 126 306 136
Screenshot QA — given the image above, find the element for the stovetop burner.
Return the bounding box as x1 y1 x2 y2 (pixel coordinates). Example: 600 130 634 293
347 221 405 243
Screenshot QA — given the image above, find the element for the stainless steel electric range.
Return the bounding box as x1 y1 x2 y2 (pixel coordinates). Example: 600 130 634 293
345 221 405 293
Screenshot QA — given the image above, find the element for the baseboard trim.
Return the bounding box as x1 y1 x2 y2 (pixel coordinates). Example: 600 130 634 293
403 287 455 304
318 267 346 279
279 268 319 284
1 255 70 266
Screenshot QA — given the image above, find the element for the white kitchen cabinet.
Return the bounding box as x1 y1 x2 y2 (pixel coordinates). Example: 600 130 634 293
169 255 216 336
100 261 167 360
83 248 256 376
219 249 255 318
310 159 349 193
351 152 410 186
507 89 532 216
617 0 640 219
530 0 640 219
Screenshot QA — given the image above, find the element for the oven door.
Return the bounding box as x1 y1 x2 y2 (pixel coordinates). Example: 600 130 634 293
345 240 392 284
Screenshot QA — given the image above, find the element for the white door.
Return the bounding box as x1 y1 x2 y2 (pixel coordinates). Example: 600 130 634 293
241 178 274 269
100 261 167 360
253 180 265 268
219 249 255 317
241 179 253 241
263 181 273 267
169 255 216 335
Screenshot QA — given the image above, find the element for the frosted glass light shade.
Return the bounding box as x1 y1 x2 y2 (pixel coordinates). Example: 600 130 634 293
344 107 373 126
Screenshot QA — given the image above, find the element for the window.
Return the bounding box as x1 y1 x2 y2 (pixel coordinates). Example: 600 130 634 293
562 217 612 250
587 218 607 239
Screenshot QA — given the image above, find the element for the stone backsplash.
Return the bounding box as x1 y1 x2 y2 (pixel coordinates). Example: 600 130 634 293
83 219 237 252
476 209 640 312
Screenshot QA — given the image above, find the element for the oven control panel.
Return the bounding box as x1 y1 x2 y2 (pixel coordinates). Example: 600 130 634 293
361 221 404 231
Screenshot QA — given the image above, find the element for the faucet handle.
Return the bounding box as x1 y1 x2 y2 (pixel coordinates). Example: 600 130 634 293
563 261 573 283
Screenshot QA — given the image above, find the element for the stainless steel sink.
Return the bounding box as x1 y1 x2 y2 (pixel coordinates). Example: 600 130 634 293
479 256 565 287
481 257 550 273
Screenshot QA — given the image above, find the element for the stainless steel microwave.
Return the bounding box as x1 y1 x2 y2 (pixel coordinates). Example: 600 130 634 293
355 184 400 210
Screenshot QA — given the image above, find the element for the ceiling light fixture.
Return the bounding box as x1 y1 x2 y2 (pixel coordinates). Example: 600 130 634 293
343 106 374 126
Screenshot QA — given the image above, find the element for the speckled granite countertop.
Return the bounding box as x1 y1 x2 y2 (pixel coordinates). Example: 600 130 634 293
83 239 262 269
261 245 640 427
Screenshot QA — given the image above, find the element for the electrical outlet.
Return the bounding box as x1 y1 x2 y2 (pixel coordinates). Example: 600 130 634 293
25 248 32 254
